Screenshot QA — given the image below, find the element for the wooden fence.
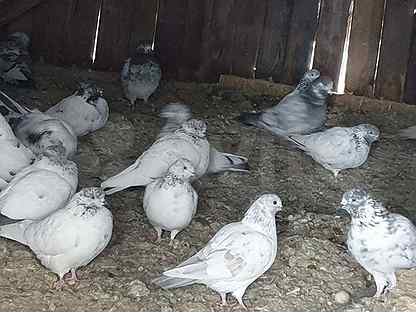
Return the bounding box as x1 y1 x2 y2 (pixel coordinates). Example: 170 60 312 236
1 0 416 104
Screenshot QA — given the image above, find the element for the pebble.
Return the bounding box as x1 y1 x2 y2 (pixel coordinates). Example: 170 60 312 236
334 290 351 304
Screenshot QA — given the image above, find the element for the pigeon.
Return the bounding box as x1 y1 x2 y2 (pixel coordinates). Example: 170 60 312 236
0 90 78 159
338 188 416 297
153 193 282 308
0 32 32 86
121 44 162 110
101 119 210 195
0 113 35 184
46 82 109 137
159 102 249 174
287 124 380 177
0 187 112 289
238 72 333 137
0 148 78 225
144 158 197 243
399 126 416 139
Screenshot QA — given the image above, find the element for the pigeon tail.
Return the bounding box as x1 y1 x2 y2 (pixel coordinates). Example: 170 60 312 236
101 162 149 195
0 90 31 120
207 149 249 174
286 135 307 150
399 126 416 140
237 111 263 128
0 214 22 226
152 275 196 289
0 220 32 245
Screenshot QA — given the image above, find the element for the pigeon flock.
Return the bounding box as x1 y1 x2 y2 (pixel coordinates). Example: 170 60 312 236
0 31 416 308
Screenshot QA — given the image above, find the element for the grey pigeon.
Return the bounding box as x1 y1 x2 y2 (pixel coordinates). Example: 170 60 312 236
153 193 282 308
399 126 416 139
0 149 78 226
0 90 77 159
0 187 112 289
101 119 210 195
159 102 249 174
0 32 32 87
239 71 333 137
144 158 197 243
0 113 35 184
121 44 161 110
338 188 416 296
46 82 109 136
288 124 380 177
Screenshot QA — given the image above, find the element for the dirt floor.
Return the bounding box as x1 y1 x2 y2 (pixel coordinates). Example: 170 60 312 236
0 64 416 312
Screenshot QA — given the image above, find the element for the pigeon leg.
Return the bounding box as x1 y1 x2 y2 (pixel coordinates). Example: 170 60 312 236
385 272 397 291
332 169 340 179
53 278 66 290
220 292 227 306
65 269 79 284
169 230 180 245
129 99 136 111
154 227 162 242
371 271 388 297
232 288 248 310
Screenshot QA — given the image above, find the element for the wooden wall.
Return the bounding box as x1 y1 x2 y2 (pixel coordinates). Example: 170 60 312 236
1 0 416 104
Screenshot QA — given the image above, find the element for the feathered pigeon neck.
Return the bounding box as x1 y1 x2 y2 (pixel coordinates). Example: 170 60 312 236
242 205 277 237
351 198 389 227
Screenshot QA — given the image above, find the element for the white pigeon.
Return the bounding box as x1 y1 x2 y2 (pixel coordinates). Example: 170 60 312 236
0 149 78 225
101 119 210 195
0 187 113 289
121 44 162 110
399 125 416 139
159 102 249 174
0 113 35 184
46 82 109 137
144 158 197 243
338 188 416 297
287 124 380 177
0 90 78 159
153 193 282 308
0 32 32 86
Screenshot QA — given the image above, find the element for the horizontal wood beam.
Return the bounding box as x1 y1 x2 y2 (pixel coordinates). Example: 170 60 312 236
0 0 46 27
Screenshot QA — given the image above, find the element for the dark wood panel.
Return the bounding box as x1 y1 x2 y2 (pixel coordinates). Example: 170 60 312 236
404 14 416 104
3 7 35 37
345 0 385 96
94 0 157 70
0 0 45 27
314 0 352 87
280 0 320 84
256 0 293 81
63 0 101 66
375 0 415 102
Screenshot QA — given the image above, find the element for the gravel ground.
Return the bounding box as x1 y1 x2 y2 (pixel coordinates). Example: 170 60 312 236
0 64 415 312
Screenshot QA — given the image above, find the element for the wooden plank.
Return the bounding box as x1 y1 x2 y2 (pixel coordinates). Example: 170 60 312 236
62 0 101 66
404 14 416 104
197 0 267 82
255 0 292 80
375 0 415 102
314 0 352 87
155 0 187 79
0 0 46 27
3 7 34 37
345 0 385 96
280 0 320 84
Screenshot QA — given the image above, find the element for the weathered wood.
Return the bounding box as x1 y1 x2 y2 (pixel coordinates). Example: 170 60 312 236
219 74 416 113
376 0 415 102
280 0 320 85
63 0 101 66
3 7 34 37
314 0 352 87
197 0 267 82
256 0 293 81
404 14 416 105
345 0 385 97
0 0 46 27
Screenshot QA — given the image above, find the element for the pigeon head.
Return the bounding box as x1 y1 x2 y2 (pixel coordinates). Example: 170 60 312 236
303 69 320 82
76 82 104 104
41 142 67 158
355 124 380 144
71 188 109 217
160 102 191 123
180 119 207 138
338 188 387 221
8 32 30 49
78 187 106 202
136 43 154 55
243 194 282 235
308 76 334 100
168 158 196 179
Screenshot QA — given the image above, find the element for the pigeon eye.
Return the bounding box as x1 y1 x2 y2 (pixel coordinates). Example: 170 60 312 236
273 201 277 205
184 166 187 170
